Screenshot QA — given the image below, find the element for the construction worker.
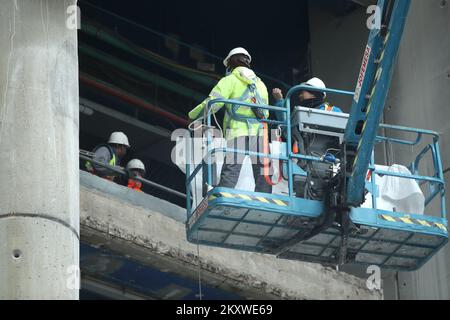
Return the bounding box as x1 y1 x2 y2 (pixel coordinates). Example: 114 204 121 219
126 159 146 192
188 47 272 194
85 132 130 181
272 78 342 199
272 77 343 152
272 77 342 116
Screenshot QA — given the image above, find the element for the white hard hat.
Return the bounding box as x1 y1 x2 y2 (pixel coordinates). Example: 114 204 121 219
126 159 146 172
108 132 130 148
302 77 327 98
223 47 252 67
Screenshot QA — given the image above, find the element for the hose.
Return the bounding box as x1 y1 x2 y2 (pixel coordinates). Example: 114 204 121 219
80 73 189 126
262 122 283 186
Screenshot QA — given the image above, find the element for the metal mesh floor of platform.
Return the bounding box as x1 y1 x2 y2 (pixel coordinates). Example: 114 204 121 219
187 189 448 271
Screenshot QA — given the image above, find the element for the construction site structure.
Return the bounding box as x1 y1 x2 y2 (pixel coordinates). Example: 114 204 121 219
185 0 448 272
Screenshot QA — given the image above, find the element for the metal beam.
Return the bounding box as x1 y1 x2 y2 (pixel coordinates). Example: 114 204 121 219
80 98 172 139
81 277 149 300
79 44 206 102
352 0 378 7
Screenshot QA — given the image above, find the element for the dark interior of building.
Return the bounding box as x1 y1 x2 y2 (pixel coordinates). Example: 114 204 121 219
78 0 363 207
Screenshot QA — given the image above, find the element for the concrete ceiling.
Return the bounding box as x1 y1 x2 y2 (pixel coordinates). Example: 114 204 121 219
80 242 243 300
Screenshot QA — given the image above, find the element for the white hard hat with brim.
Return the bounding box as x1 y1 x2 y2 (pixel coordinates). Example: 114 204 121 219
223 47 252 67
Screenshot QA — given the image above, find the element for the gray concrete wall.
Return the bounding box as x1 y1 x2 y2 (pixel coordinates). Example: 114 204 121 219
80 171 382 300
309 0 450 299
0 0 79 299
308 3 370 110
383 0 450 300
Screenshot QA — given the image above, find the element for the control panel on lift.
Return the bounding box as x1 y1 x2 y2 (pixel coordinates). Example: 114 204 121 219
293 107 349 138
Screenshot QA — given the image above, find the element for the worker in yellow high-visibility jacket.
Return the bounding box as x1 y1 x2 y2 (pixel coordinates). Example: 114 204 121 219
188 47 272 194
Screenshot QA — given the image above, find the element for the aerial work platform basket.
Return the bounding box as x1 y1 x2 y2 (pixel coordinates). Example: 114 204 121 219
184 85 447 272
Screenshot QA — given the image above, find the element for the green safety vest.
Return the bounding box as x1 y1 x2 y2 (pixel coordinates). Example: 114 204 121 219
188 67 269 140
85 144 116 173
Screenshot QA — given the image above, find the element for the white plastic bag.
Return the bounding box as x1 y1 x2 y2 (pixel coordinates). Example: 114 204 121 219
363 164 425 215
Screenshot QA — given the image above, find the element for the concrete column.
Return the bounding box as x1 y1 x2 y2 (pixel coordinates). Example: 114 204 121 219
0 0 79 299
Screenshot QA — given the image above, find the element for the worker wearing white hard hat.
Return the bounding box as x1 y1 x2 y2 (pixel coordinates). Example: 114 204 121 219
223 47 252 69
108 131 131 148
84 131 131 182
272 77 342 114
272 78 343 200
188 47 272 194
126 159 145 173
301 77 327 99
126 159 146 192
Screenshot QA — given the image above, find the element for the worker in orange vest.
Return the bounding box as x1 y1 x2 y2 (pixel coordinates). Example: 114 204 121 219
272 77 342 112
126 159 146 192
272 78 343 199
272 77 343 153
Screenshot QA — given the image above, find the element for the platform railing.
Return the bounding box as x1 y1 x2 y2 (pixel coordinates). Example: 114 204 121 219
80 151 188 200
284 85 355 196
185 100 292 218
186 86 447 222
369 125 446 219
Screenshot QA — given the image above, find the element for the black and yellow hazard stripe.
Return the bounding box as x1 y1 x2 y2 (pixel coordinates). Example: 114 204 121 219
379 214 447 232
209 192 289 207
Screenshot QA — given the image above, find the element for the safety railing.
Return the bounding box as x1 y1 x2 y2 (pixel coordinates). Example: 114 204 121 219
284 85 355 196
185 100 291 218
80 151 188 200
368 125 446 218
185 85 447 221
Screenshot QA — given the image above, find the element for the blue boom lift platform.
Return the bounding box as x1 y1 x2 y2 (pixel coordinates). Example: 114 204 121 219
185 0 447 271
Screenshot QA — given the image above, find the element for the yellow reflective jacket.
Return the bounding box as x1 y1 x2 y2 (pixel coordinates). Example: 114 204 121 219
188 67 269 140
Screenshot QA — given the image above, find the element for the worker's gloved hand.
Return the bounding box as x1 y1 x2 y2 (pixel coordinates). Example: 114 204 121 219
272 88 284 101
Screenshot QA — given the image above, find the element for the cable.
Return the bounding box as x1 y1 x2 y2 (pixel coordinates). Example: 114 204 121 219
326 148 341 156
80 73 189 126
196 231 203 300
80 1 224 62
94 62 186 128
188 119 204 131
79 1 291 89
99 62 182 129
212 111 224 141
83 18 222 82
301 132 337 200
